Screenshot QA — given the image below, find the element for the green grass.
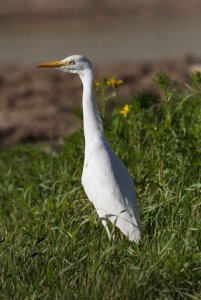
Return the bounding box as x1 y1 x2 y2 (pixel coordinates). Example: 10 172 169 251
0 73 201 299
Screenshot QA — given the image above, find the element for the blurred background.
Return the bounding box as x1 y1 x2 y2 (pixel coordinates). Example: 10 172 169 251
0 0 201 147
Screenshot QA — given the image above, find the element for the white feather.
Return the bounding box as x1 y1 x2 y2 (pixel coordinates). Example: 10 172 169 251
79 58 141 243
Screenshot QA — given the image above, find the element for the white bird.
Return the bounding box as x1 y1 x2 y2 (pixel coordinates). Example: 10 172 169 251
38 55 141 243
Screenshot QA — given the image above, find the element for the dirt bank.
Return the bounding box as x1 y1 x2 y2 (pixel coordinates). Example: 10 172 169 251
0 55 199 147
1 0 201 20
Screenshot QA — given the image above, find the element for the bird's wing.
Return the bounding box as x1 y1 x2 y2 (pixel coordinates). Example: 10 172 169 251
84 138 141 242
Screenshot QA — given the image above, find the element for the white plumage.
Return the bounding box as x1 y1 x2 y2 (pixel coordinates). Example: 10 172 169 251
38 55 141 243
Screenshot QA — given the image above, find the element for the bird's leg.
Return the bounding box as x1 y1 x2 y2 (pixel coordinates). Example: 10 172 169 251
100 217 111 240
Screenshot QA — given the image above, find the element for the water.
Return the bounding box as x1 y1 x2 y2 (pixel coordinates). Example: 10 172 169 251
0 15 201 64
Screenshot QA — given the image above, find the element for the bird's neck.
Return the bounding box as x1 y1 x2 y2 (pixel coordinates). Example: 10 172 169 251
80 69 103 147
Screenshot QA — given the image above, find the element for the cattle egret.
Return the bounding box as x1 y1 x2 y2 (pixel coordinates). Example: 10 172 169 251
38 55 141 243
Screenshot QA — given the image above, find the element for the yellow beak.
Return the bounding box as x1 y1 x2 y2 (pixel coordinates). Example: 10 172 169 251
37 60 67 68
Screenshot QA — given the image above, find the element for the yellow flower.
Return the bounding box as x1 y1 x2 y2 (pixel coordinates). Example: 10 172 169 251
107 77 123 88
94 80 100 89
120 104 131 117
190 64 201 74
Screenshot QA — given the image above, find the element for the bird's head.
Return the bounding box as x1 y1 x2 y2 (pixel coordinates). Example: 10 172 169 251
37 55 92 76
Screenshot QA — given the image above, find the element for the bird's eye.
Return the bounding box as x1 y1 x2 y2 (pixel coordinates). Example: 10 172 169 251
69 60 75 65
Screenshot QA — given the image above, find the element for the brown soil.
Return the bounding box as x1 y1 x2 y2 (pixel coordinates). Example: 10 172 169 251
0 55 199 147
1 0 201 19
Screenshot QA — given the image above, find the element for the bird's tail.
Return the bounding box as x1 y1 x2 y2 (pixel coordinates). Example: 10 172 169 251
109 212 141 244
